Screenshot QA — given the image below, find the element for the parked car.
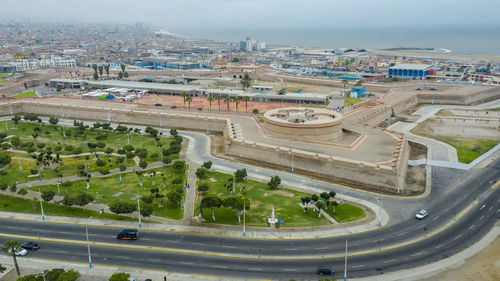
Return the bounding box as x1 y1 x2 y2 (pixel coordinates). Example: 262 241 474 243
117 229 139 240
8 248 28 256
317 265 334 275
22 242 40 251
416 209 428 219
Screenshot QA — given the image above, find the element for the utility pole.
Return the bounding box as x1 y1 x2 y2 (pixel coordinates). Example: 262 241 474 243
39 188 45 221
233 174 236 196
96 192 99 204
378 197 382 227
291 153 294 174
344 240 348 281
137 198 142 229
19 159 22 174
86 219 92 268
243 198 246 237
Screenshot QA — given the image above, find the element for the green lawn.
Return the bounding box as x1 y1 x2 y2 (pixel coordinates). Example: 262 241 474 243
0 194 138 221
1 121 179 163
0 152 136 187
0 80 7 84
324 203 366 223
196 171 336 227
439 138 499 164
344 97 364 107
0 74 8 79
29 166 186 220
12 91 36 98
492 107 500 111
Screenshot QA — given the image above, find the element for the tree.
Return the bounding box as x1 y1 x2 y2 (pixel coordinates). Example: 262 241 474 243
11 115 21 125
120 64 126 74
170 128 178 136
234 97 241 111
0 263 5 274
41 191 55 202
0 153 11 166
355 80 363 86
104 65 110 76
180 92 188 106
195 167 207 178
242 96 250 112
96 158 106 167
224 96 231 111
56 269 80 281
267 176 281 190
207 96 214 110
316 201 326 217
2 240 22 277
98 65 104 77
202 161 212 169
117 72 123 79
109 201 136 214
48 117 59 125
135 171 143 186
141 204 154 217
93 72 99 80
241 74 252 89
215 95 223 111
320 192 330 209
109 272 130 281
92 64 98 75
167 189 183 206
223 196 249 223
74 192 94 206
234 168 247 182
123 71 129 78
172 160 185 170
139 159 148 169
341 79 349 95
200 193 222 222
186 96 192 109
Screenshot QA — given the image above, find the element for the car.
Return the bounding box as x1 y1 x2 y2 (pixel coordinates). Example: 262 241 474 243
22 242 40 251
117 229 139 240
416 209 428 219
8 248 28 256
317 265 334 275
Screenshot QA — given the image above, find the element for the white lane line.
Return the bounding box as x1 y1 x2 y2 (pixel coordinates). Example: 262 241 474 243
352 264 365 268
222 245 236 249
282 268 298 271
148 259 161 262
249 268 262 271
165 240 178 243
180 262 194 265
53 250 69 254
350 243 359 247
5 226 19 229
480 204 486 210
480 215 485 220
116 256 129 259
496 209 500 213
497 198 500 203
411 252 423 257
284 248 297 251
444 208 450 213
213 265 227 269
141 238 152 241
193 243 206 246
432 216 439 221
397 232 407 236
469 225 474 230
435 244 445 249
454 234 462 240
315 247 328 250
489 207 493 211
384 259 396 263
417 224 426 229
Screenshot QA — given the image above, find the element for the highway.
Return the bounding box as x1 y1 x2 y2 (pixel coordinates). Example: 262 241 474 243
0 128 499 279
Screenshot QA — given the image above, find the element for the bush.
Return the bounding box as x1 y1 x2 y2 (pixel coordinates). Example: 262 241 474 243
202 161 212 169
198 183 209 192
139 159 148 169
17 189 28 195
109 201 136 214
172 160 185 170
56 269 80 281
41 191 55 202
72 147 82 154
195 167 207 178
99 169 110 175
109 272 130 281
30 168 38 175
0 153 11 166
96 159 106 167
141 204 153 217
172 177 183 185
252 108 259 114
9 185 17 192
141 194 154 204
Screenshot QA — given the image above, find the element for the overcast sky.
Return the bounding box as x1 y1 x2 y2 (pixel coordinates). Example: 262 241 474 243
2 0 499 30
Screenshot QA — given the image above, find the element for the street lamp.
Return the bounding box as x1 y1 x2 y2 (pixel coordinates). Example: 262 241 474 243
19 159 22 174
378 197 382 227
86 216 93 268
96 192 99 204
344 240 348 281
39 187 45 222
243 197 246 237
137 198 142 229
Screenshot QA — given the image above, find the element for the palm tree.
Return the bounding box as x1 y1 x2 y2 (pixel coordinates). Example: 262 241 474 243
242 96 250 112
224 97 231 111
215 95 223 111
2 240 22 277
355 80 363 87
98 65 103 77
91 64 98 74
207 96 214 111
341 79 349 96
104 65 110 76
186 96 193 109
180 92 188 107
234 97 241 112
120 64 126 74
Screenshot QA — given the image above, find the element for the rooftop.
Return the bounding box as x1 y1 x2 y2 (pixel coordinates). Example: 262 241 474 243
389 64 432 70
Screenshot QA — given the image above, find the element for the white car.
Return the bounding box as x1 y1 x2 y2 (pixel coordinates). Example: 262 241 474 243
416 209 428 219
8 248 28 256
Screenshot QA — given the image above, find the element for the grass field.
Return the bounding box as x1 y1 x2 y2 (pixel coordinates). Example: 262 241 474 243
438 138 498 164
1 121 179 163
0 194 138 221
12 91 36 98
324 203 366 223
195 171 363 227
344 97 364 107
29 166 186 220
0 80 7 84
0 74 8 79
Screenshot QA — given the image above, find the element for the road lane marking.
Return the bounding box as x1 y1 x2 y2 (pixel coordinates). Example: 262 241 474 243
480 215 485 220
411 252 423 257
480 204 486 210
417 225 426 229
249 268 262 271
352 264 365 268
315 247 328 250
282 268 298 271
384 259 396 263
432 216 439 221
222 245 236 249
193 243 206 246
469 225 474 230
53 250 69 254
489 207 493 211
213 265 227 269
350 243 359 247
148 259 161 262
284 248 297 251
497 209 500 213
180 262 194 265
141 238 151 241
397 232 407 236
165 240 178 243
116 256 129 259
454 234 462 240
435 244 445 249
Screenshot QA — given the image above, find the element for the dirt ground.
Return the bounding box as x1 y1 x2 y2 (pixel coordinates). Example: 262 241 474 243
422 235 500 281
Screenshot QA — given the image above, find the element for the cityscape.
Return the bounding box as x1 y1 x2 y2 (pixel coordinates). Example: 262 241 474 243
0 1 499 281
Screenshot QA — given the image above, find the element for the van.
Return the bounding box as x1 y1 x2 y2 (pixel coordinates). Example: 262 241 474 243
117 229 139 240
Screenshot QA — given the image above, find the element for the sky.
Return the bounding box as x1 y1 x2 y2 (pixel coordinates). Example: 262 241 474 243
1 0 499 30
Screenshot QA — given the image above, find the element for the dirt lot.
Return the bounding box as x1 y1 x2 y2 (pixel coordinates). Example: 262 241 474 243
423 235 500 281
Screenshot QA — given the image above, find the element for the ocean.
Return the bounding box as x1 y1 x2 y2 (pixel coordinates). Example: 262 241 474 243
173 25 500 56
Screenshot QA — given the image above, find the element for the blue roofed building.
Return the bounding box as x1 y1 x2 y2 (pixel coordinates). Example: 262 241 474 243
388 64 432 80
350 86 366 98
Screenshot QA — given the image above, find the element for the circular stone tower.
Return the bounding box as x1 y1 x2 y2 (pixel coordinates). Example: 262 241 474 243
263 107 343 142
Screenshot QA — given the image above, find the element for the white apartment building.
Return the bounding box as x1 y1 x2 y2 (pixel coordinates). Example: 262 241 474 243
11 56 76 71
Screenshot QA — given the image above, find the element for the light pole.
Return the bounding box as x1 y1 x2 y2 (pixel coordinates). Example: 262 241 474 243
378 197 382 227
96 192 99 204
344 239 348 281
137 198 142 229
39 188 45 221
19 159 22 174
57 180 61 196
86 216 93 268
233 174 236 196
214 136 216 157
5 120 7 133
243 197 246 237
291 153 294 174
119 169 122 184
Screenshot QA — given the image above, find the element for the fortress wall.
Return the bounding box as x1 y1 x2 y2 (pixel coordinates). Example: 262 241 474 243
438 117 500 128
0 100 405 192
227 139 402 191
416 87 500 105
450 109 500 117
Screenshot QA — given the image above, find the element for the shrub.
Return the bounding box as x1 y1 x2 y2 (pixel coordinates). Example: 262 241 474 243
109 272 130 281
41 191 55 202
30 168 38 175
202 161 212 169
172 177 183 185
0 153 11 166
109 201 136 214
198 183 209 192
172 160 185 170
99 169 110 175
252 108 259 114
9 185 16 192
268 175 281 190
56 269 80 281
195 167 207 179
17 189 28 195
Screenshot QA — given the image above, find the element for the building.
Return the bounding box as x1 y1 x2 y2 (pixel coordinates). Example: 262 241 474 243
239 37 266 52
11 57 76 71
350 86 366 98
388 64 432 80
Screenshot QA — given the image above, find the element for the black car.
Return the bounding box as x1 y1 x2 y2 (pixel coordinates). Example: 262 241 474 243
317 265 334 275
117 229 139 240
21 242 40 251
